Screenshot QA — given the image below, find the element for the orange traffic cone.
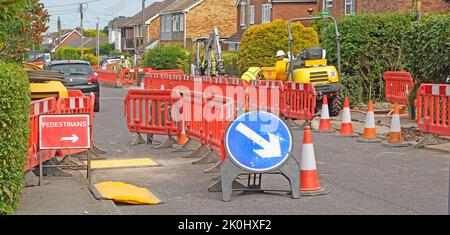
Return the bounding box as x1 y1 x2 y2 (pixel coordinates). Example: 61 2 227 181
316 96 335 133
383 103 410 147
337 97 358 137
178 118 189 145
300 126 328 196
358 100 382 143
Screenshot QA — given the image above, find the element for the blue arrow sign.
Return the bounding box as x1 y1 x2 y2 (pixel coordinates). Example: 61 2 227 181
225 111 293 173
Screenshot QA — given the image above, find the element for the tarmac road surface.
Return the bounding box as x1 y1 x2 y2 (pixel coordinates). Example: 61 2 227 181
90 87 449 215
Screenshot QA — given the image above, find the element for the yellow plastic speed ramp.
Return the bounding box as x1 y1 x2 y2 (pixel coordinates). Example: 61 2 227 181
90 182 162 205
84 158 159 170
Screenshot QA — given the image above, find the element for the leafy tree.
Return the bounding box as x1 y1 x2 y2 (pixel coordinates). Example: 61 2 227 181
99 43 115 56
83 29 106 38
0 0 49 62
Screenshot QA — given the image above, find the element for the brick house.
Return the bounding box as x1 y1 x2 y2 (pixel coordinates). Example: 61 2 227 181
51 29 83 52
159 0 237 50
318 0 450 18
225 0 449 51
225 0 319 51
108 16 130 52
118 0 176 53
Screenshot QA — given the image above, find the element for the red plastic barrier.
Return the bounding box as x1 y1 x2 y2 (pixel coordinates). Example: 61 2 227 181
282 82 317 121
92 65 100 70
27 98 58 172
125 89 181 137
249 80 283 114
120 68 153 85
57 92 95 157
384 71 414 105
97 70 118 86
417 84 450 136
182 91 236 161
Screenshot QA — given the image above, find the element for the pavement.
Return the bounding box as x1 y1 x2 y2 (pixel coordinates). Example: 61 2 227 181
15 86 450 215
15 170 121 215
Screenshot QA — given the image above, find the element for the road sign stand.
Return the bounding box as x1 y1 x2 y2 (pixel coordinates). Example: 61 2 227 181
37 114 92 187
215 110 300 202
210 157 300 202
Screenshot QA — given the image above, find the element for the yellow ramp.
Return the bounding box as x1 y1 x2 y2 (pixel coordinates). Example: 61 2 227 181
84 158 159 170
91 182 162 205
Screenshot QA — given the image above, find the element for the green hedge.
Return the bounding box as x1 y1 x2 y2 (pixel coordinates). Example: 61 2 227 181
142 45 190 73
0 62 30 214
402 14 450 84
222 51 239 76
319 13 414 104
238 19 319 76
53 46 94 61
81 54 99 66
318 13 449 104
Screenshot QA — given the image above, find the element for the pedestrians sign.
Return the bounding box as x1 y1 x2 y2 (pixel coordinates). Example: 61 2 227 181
225 111 293 173
39 114 91 150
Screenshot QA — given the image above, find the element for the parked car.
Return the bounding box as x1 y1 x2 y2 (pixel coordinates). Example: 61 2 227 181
45 60 100 112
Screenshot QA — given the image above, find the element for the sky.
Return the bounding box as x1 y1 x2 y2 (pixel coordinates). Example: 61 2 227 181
41 0 158 32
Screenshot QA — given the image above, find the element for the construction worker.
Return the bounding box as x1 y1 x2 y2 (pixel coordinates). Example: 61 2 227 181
275 50 289 81
241 67 261 87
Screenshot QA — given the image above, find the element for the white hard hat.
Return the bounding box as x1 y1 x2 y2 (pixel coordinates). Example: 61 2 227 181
276 50 286 57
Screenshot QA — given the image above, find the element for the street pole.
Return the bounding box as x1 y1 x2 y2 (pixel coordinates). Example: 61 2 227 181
80 3 84 59
57 17 61 49
142 0 145 51
96 17 100 66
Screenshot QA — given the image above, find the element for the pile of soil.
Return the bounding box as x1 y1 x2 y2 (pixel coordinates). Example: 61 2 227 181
401 126 450 146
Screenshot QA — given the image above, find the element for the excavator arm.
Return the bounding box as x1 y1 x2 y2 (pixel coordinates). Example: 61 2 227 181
194 27 226 76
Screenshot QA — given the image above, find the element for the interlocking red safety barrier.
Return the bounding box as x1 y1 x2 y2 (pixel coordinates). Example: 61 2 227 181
27 98 58 172
282 82 317 121
125 89 181 137
97 70 118 87
384 71 414 105
249 80 283 115
120 68 154 85
127 73 318 164
417 84 450 136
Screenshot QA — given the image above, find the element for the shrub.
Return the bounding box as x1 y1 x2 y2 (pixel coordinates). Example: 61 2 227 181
53 46 94 61
53 46 79 60
319 13 414 104
81 54 99 66
222 51 239 76
0 62 30 214
238 19 319 75
402 14 450 83
99 43 116 56
142 45 190 73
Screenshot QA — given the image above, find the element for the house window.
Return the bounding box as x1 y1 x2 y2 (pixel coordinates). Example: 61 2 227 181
262 4 271 23
161 15 172 33
345 0 355 15
172 14 184 32
249 5 255 25
240 2 246 26
323 0 332 11
173 15 180 32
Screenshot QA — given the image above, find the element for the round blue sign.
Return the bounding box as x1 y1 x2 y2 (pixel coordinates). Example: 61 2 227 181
225 111 293 173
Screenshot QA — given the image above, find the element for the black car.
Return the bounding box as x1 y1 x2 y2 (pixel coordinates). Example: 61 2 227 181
45 60 100 112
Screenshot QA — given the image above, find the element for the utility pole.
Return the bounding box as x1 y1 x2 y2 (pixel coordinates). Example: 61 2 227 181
80 3 84 59
96 17 100 66
142 0 145 51
57 17 61 49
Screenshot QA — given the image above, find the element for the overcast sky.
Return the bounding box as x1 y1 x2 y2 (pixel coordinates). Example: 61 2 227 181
41 0 158 32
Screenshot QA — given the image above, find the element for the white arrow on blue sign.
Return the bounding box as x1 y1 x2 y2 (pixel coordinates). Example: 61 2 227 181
225 111 293 173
